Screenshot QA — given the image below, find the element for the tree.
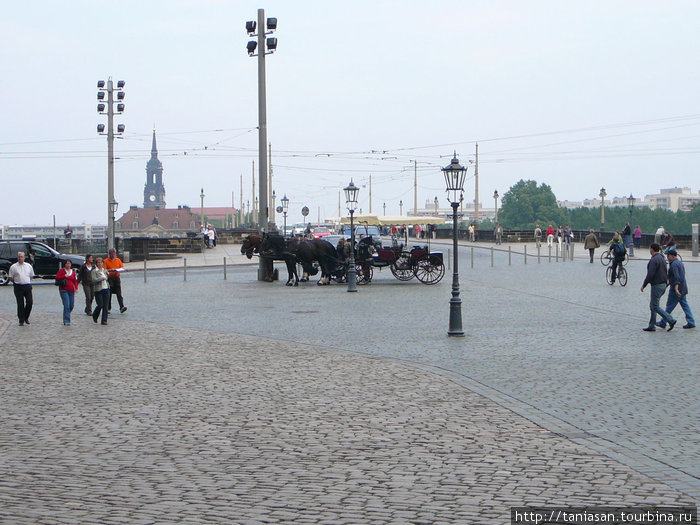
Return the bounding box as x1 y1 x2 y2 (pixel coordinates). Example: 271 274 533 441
499 180 566 229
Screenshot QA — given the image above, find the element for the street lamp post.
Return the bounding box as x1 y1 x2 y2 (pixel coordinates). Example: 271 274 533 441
383 202 386 216
344 180 359 293
442 153 467 337
246 10 278 279
493 190 499 223
599 187 607 231
399 200 403 216
628 193 636 257
281 194 289 237
200 188 205 230
434 196 439 216
97 78 125 251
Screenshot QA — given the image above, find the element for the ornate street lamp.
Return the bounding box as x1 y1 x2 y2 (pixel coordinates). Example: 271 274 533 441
442 153 467 337
434 196 439 216
493 190 499 223
344 180 359 292
628 193 636 257
281 194 289 237
200 188 205 230
599 187 607 231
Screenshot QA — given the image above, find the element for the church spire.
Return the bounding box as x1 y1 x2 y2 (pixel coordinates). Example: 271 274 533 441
151 128 158 159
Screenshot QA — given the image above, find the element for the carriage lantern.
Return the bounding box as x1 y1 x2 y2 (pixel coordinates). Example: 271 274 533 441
441 153 466 337
344 180 359 293
281 194 289 237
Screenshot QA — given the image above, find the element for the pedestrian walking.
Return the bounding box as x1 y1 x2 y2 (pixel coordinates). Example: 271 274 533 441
55 260 79 326
655 248 695 330
640 243 676 332
92 257 110 325
622 222 632 248
654 226 664 245
546 225 555 248
583 229 600 263
534 225 542 248
556 225 563 253
494 223 503 245
8 251 35 326
104 249 127 313
468 224 475 242
634 225 642 249
78 254 95 315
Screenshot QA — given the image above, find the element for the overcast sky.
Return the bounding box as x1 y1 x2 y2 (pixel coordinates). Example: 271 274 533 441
1 1 698 227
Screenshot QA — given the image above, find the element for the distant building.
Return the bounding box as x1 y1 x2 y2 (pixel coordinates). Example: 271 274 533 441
645 187 700 212
0 223 106 241
144 129 166 209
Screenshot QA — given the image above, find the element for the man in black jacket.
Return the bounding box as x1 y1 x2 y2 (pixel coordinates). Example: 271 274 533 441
640 243 676 332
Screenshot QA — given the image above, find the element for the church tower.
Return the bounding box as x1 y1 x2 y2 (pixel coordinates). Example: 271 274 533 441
143 129 166 208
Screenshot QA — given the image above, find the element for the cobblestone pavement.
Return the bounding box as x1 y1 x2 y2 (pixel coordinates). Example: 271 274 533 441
0 314 695 523
2 242 698 522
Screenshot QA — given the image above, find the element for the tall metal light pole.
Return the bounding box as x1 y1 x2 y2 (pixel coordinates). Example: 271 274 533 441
281 194 289 237
434 196 439 216
246 10 278 279
628 193 636 257
399 200 403 216
97 78 125 251
383 202 386 216
599 187 607 231
442 153 467 337
200 188 205 229
493 190 499 223
344 181 359 293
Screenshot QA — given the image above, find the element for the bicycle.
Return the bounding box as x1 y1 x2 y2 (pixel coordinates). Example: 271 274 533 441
600 249 629 267
606 265 628 286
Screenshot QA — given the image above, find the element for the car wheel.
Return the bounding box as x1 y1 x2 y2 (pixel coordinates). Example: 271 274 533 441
0 268 9 286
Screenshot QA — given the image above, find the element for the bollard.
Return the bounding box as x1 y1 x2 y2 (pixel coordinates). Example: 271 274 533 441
471 247 474 268
223 257 227 280
508 246 512 266
524 245 527 265
693 223 699 257
556 245 559 262
447 248 451 270
537 245 541 264
491 247 494 267
548 245 552 263
570 243 574 261
184 257 187 282
144 259 147 283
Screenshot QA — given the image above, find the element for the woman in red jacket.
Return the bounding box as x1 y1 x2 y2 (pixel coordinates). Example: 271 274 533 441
55 259 79 326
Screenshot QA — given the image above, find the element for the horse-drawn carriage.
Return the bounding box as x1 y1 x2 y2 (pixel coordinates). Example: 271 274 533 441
241 232 445 286
353 240 445 285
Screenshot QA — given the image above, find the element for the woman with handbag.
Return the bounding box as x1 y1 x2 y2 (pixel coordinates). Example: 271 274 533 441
92 257 110 325
55 260 79 326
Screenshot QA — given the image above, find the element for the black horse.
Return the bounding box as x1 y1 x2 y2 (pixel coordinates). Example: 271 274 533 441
240 233 298 285
285 237 338 285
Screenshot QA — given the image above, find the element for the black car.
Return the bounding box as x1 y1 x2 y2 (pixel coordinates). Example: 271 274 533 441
0 240 84 285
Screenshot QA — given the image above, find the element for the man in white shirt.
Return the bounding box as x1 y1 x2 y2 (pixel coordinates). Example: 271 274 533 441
8 252 35 326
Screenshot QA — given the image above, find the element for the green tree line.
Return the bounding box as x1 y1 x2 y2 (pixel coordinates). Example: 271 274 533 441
493 179 700 235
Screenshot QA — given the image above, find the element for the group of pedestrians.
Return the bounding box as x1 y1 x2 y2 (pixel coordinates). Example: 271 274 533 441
8 248 127 327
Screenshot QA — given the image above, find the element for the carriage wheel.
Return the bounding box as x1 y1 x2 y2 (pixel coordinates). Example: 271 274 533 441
413 255 445 285
356 263 373 285
390 254 415 281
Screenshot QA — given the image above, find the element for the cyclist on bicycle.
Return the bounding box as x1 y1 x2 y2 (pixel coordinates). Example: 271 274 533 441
608 231 626 284
661 231 675 254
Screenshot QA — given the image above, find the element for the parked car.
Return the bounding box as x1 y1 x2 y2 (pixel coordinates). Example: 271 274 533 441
0 240 85 285
311 227 332 239
354 225 383 248
292 223 307 236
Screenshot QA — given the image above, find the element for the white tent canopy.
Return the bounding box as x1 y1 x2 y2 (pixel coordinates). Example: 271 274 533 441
329 214 445 226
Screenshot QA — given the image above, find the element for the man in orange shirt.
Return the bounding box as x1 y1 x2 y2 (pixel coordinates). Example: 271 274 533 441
104 249 127 313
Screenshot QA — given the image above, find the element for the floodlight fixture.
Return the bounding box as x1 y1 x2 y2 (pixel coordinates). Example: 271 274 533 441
246 20 256 34
266 17 277 30
266 37 277 51
97 103 105 112
247 40 258 54
97 80 105 88
117 91 125 100
116 80 125 88
97 124 105 133
117 124 125 133
97 91 105 100
117 103 125 113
